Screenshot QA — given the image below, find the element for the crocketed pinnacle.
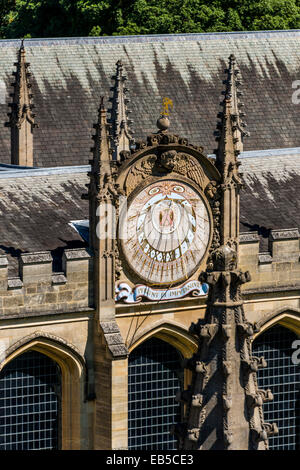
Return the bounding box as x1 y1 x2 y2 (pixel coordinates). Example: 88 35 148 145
83 96 122 206
215 54 248 179
93 96 111 165
6 40 38 166
82 97 111 201
6 39 37 130
109 60 134 160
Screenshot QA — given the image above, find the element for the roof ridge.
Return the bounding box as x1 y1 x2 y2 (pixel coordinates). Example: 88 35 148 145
1 29 300 47
1 146 300 178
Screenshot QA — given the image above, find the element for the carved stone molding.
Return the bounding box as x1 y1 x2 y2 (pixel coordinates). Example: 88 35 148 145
224 429 234 446
258 252 273 264
205 181 221 261
100 321 128 359
114 245 123 281
124 150 206 195
239 232 260 243
237 321 260 337
125 154 157 194
242 356 267 373
223 394 233 411
252 422 278 443
221 325 231 342
198 324 218 344
195 361 207 374
187 428 200 442
269 228 299 240
246 389 273 408
191 394 203 408
223 361 232 376
0 331 85 371
200 266 251 304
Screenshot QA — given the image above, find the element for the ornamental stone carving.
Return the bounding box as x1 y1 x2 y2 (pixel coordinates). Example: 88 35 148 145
124 150 206 195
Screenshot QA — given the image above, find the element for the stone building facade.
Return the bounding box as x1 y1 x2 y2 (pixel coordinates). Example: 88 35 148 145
0 30 299 450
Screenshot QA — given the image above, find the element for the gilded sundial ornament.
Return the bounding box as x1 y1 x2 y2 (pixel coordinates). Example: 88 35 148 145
119 179 211 285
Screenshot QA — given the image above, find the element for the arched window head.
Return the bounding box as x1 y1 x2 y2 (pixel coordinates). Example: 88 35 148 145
253 324 300 450
0 350 61 450
128 337 183 450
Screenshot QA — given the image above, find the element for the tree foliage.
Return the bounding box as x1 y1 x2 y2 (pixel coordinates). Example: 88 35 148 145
1 0 300 39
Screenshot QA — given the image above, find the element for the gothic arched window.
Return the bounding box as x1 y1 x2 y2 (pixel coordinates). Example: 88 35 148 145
128 337 183 450
252 324 300 450
0 350 61 450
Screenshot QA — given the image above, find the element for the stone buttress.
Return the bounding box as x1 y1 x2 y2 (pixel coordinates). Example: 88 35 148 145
82 97 128 449
176 55 278 450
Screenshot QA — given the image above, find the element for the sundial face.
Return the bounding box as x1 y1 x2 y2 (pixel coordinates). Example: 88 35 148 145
120 180 211 285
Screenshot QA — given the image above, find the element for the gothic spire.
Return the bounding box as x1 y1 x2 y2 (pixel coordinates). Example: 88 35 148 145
215 54 248 181
92 96 111 166
109 60 134 160
213 55 248 249
6 39 38 166
82 97 122 249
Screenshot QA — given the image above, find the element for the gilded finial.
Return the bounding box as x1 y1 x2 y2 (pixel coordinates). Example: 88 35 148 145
161 97 173 116
157 97 173 132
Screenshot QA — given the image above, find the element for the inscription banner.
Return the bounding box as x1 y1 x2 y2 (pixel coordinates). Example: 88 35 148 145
115 280 209 304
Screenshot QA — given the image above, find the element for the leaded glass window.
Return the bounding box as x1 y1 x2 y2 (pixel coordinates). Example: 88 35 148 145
253 324 300 450
128 337 183 450
0 350 61 450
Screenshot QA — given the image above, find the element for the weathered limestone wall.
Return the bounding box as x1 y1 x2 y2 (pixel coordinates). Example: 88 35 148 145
1 231 300 450
0 309 94 449
0 247 95 450
0 248 93 318
93 324 128 450
240 229 300 288
240 229 300 328
117 230 300 356
116 298 205 356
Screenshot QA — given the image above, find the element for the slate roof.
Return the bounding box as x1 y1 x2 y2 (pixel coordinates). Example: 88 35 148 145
0 167 89 274
0 30 300 167
0 148 299 275
240 147 300 250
